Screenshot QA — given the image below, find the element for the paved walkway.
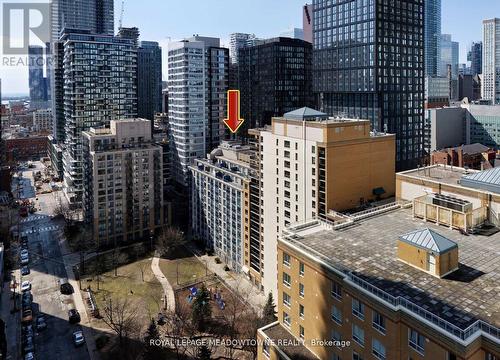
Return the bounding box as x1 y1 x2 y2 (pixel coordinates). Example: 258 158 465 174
59 233 100 360
151 256 176 313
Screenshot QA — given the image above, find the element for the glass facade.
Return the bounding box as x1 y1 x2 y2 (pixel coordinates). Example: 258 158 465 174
424 0 441 77
239 37 313 129
313 0 425 170
138 41 163 121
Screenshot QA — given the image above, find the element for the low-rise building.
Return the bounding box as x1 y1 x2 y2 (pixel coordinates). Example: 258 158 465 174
190 142 253 272
32 108 52 133
257 207 500 360
4 135 48 162
431 143 496 169
82 119 165 247
397 164 500 229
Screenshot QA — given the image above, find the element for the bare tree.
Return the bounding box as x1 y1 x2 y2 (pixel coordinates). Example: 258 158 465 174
155 226 186 258
101 297 140 346
139 260 149 282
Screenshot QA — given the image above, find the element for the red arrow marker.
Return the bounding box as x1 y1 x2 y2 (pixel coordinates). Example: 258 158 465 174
223 90 245 133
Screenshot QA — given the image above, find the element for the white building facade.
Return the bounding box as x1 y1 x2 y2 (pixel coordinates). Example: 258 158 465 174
483 18 500 104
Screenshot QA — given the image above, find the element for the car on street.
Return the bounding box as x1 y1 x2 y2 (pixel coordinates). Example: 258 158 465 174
68 309 80 324
36 315 47 331
72 330 85 347
20 249 29 257
21 280 31 292
59 278 74 295
24 351 35 360
21 266 30 276
22 308 33 324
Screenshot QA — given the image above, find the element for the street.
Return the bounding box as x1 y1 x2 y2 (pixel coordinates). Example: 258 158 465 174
4 162 90 360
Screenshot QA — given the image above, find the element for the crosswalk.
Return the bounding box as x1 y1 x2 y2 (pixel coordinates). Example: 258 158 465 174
21 225 59 236
19 215 48 223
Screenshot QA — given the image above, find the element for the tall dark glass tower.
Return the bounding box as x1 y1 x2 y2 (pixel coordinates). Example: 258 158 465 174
28 46 48 109
313 0 425 170
239 37 313 130
138 41 162 122
425 0 441 77
468 42 483 76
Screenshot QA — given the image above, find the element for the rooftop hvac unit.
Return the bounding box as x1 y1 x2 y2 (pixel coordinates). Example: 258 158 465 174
432 193 473 213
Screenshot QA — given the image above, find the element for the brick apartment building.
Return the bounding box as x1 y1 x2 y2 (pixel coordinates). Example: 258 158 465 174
431 143 496 170
5 136 48 162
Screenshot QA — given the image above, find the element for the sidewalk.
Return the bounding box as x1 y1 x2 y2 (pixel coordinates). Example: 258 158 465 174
59 235 100 360
151 256 176 313
193 252 266 312
1 279 20 360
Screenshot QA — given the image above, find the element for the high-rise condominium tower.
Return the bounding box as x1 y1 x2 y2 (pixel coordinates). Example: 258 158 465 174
167 37 228 187
54 30 137 205
425 0 441 77
483 18 500 104
312 0 425 171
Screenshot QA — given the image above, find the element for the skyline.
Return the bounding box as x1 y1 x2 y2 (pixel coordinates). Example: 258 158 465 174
0 0 499 95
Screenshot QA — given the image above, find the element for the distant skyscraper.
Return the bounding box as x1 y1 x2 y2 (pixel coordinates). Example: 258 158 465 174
28 46 48 109
137 41 162 121
239 37 313 129
280 28 304 40
313 0 425 170
54 30 138 205
167 37 228 187
482 18 500 104
229 33 256 65
439 34 459 79
425 0 441 77
303 3 313 44
468 42 483 76
50 0 114 42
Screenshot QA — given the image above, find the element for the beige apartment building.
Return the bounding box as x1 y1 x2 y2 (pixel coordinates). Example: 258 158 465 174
82 119 165 247
257 208 500 360
246 107 396 296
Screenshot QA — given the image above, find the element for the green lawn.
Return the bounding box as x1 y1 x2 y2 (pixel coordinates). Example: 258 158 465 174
84 258 163 323
159 256 210 288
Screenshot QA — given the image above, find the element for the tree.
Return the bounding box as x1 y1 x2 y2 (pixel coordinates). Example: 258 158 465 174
191 285 211 332
156 226 186 258
143 319 166 360
101 297 139 346
139 261 148 282
197 344 212 360
262 293 277 325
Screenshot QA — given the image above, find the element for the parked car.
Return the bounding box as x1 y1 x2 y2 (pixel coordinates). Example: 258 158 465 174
21 281 31 292
22 309 33 324
21 266 30 276
24 351 35 360
59 278 73 295
20 249 29 257
72 330 85 347
68 309 80 324
36 316 47 331
22 324 34 338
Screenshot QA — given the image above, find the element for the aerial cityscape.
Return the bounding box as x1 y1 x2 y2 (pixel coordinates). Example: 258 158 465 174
0 0 499 359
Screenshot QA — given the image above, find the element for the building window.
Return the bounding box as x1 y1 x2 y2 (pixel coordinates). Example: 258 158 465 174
299 304 304 319
408 328 425 355
283 292 291 307
352 298 365 320
352 324 365 347
283 272 291 287
373 311 386 334
283 252 291 267
283 312 291 328
331 305 342 324
299 262 304 276
262 341 270 358
332 355 341 360
299 283 304 297
331 330 341 342
299 325 304 339
372 339 386 360
331 281 342 300
352 352 363 360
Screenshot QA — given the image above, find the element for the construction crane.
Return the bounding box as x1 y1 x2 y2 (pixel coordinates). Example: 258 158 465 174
118 0 125 29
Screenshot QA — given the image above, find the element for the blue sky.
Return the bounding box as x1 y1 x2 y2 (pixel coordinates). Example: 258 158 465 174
0 0 498 95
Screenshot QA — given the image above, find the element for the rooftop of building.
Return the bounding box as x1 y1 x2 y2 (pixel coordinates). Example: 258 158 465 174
260 322 318 360
399 164 500 195
282 208 500 330
433 143 491 155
